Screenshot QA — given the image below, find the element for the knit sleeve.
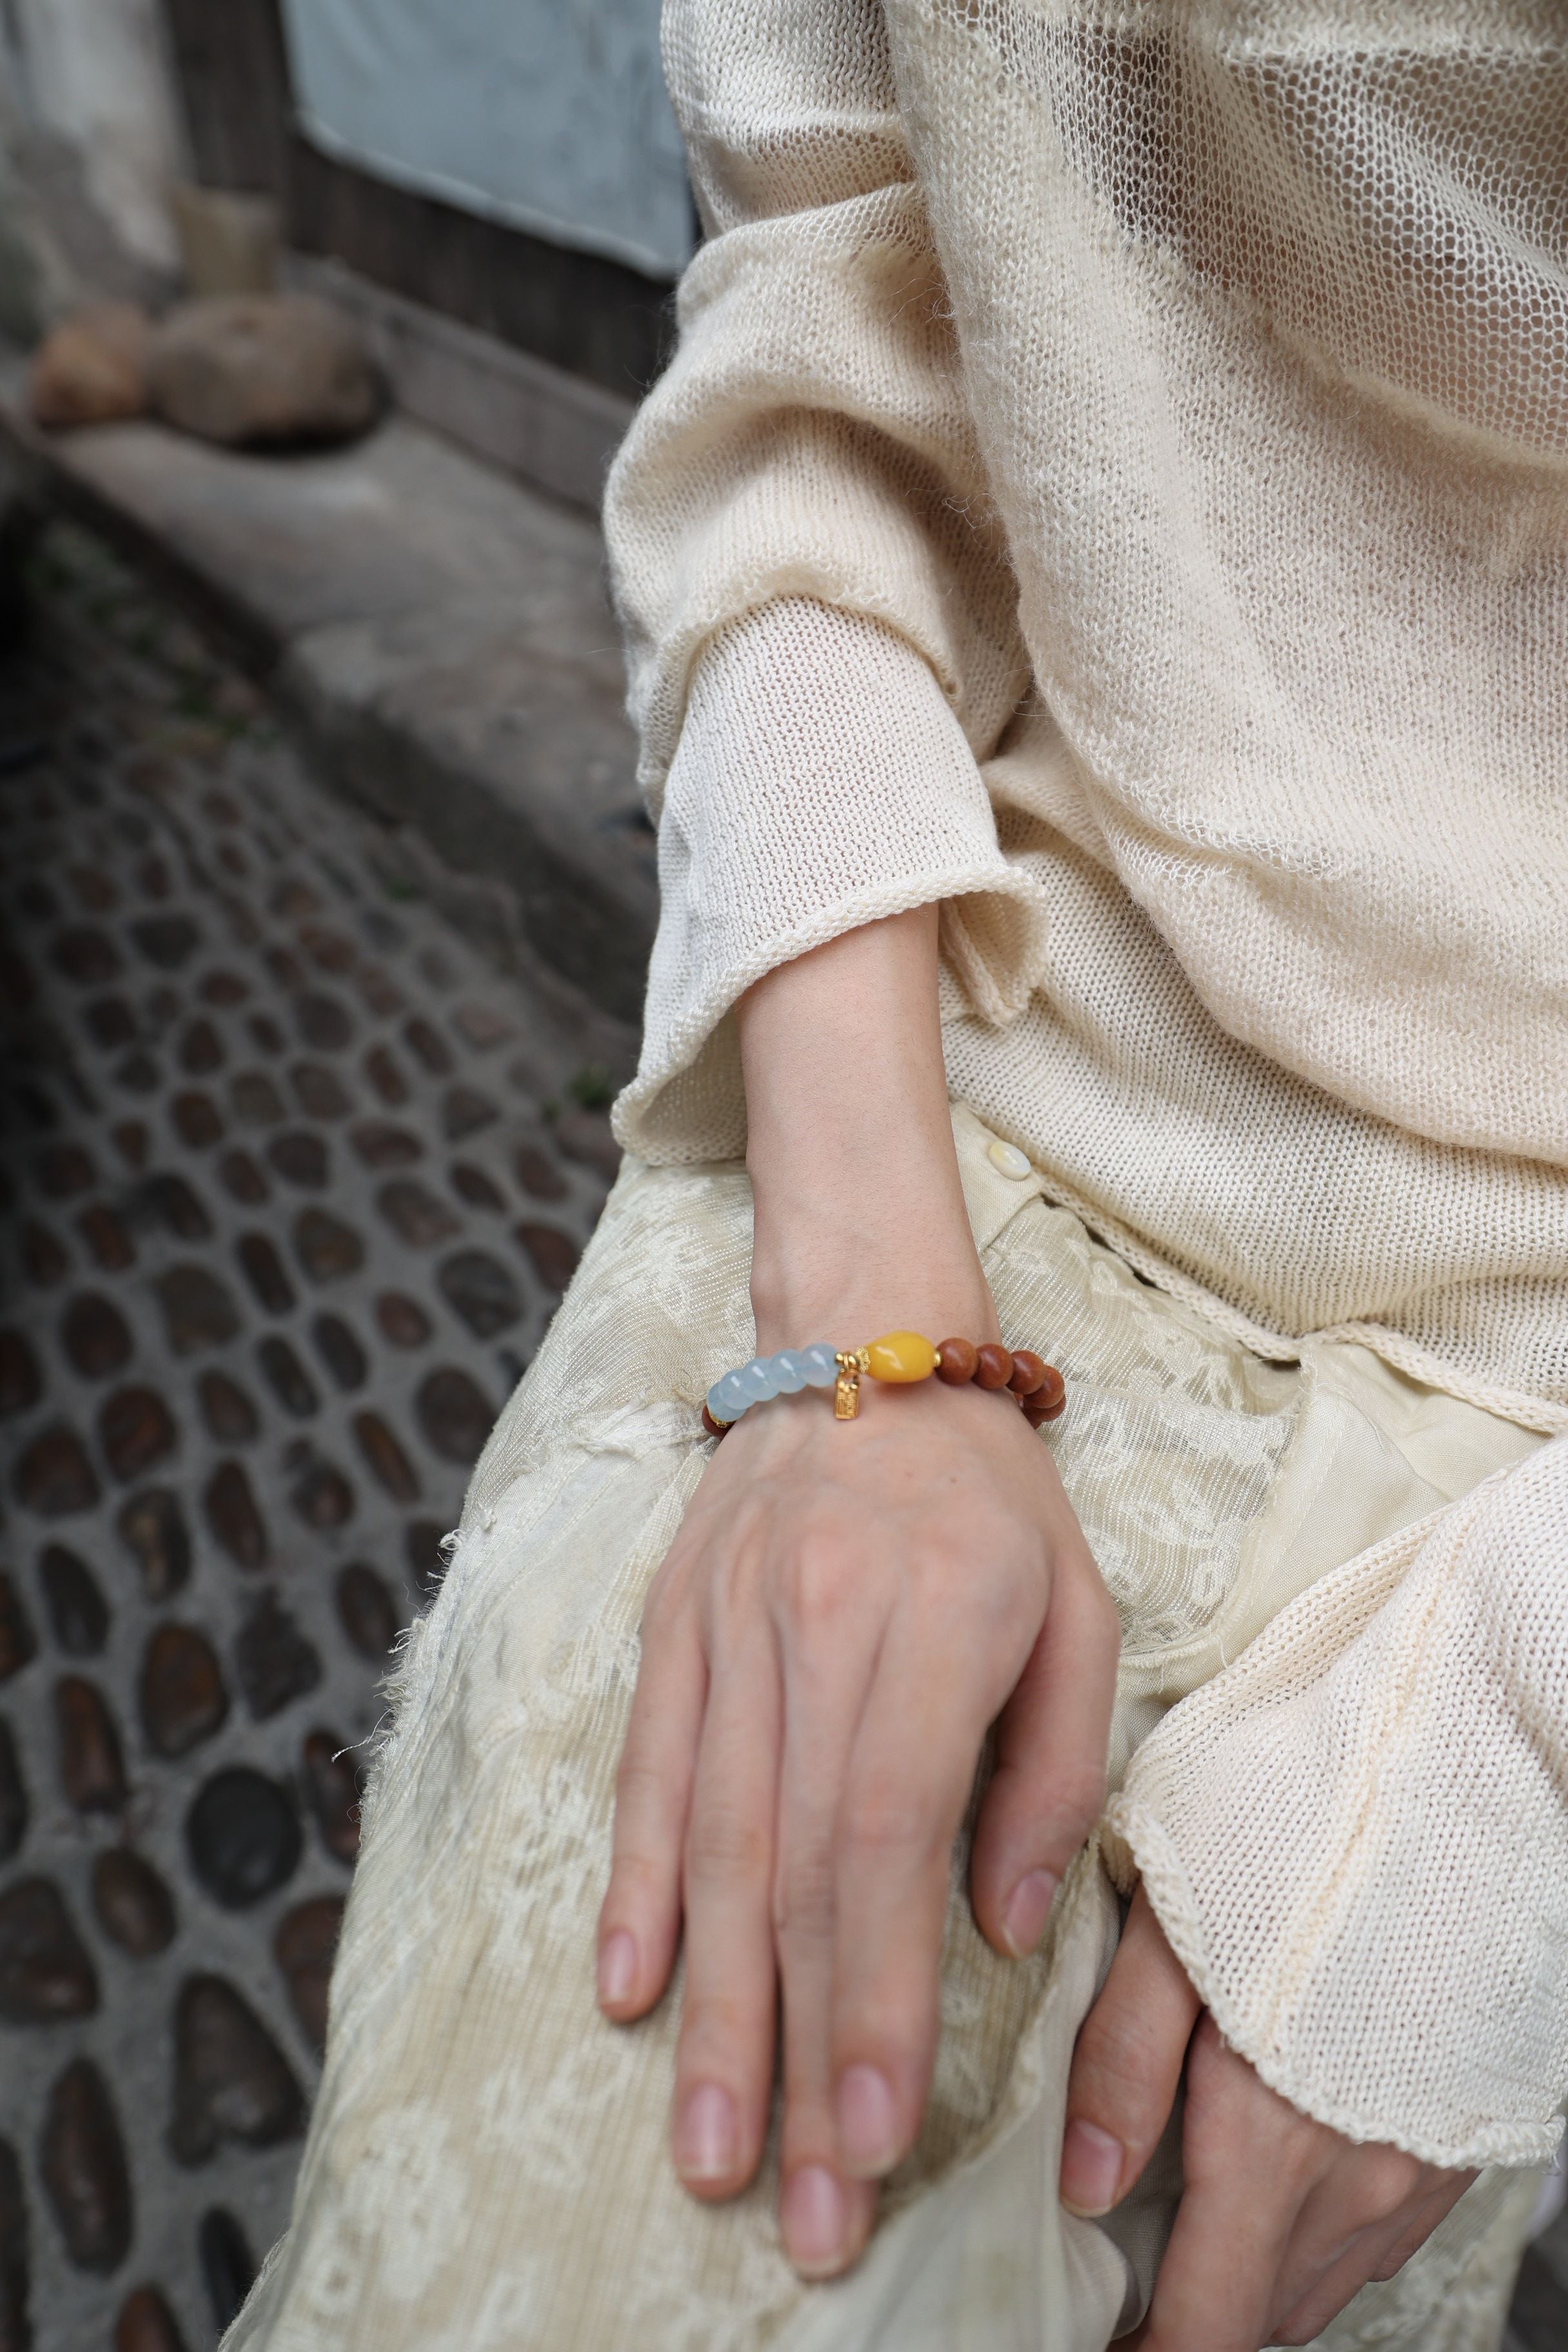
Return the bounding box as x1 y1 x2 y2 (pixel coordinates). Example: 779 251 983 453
603 0 1045 1162
1104 1438 1568 2171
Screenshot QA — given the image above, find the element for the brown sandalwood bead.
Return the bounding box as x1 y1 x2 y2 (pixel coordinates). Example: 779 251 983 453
1007 1349 1047 1397
935 1338 977 1385
1024 1366 1067 1424
700 1405 730 1440
972 1343 1014 1391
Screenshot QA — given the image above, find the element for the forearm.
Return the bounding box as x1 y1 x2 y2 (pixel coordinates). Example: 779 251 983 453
738 906 996 1349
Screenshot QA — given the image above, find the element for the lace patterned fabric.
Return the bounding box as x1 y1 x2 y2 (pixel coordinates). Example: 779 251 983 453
225 1116 1545 2351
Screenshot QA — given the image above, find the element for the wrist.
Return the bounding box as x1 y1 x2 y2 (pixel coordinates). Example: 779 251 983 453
748 1189 995 1354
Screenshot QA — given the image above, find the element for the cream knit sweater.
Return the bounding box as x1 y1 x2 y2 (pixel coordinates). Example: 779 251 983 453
603 1 1568 2171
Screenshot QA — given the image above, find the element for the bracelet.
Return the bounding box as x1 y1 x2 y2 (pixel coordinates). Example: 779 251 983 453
701 1331 1066 1438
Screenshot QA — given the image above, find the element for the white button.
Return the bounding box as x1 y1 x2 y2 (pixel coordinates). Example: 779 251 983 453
987 1139 1032 1180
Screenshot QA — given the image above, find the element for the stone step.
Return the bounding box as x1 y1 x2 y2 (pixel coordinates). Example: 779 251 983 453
0 355 654 1024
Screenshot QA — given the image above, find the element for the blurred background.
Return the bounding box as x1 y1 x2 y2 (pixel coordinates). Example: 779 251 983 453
0 4 672 2347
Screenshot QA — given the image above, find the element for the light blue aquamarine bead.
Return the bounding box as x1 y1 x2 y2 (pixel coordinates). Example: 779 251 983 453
739 1357 780 1404
798 1344 839 1387
769 1351 807 1393
708 1371 751 1420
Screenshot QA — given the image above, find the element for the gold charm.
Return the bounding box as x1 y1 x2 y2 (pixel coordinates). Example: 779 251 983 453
834 1349 863 1419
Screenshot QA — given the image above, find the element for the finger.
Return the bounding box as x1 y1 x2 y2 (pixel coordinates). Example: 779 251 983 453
829 1615 1001 2179
1269 2164 1469 2344
773 1615 883 2277
598 1585 707 2021
671 1617 782 2198
971 1549 1119 1958
1059 1885 1200 2216
1141 2022 1318 2351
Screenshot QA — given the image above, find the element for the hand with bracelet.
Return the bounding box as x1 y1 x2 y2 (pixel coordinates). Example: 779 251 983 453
595 905 1473 2338
596 903 1120 2277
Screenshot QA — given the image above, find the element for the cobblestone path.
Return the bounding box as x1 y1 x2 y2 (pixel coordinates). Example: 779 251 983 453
0 524 629 2352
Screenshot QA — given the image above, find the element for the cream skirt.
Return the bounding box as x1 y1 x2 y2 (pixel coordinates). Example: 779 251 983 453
226 1109 1544 2352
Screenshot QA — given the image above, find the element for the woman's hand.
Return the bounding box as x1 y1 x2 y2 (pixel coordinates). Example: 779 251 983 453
1062 1888 1475 2348
598 1364 1119 2275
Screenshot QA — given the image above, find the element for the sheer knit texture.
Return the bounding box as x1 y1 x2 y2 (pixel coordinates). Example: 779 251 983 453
600 1 1568 2181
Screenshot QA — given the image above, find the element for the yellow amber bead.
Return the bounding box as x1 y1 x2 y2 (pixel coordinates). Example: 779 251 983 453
863 1331 939 1384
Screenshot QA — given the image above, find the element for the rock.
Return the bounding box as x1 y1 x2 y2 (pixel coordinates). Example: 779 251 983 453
54 1678 127 1814
554 1104 622 1183
196 2208 255 2333
442 1084 497 1142
512 1140 567 1200
0 1331 41 1418
153 1267 241 1358
20 1225 68 1288
139 1625 229 1758
310 1314 365 1391
256 1338 317 1418
335 1563 399 1661
196 1371 257 1444
291 1063 350 1120
415 1367 495 1464
88 999 138 1050
59 1292 132 1380
233 1594 321 1720
113 1053 160 1095
236 1233 295 1313
49 926 121 984
516 1221 580 1293
179 1018 224 1074
449 1162 505 1213
117 1489 190 1600
0 1879 98 2023
265 1131 326 1189
0 1723 27 1861
37 1141 97 1195
92 1851 176 1957
170 1974 305 2164
29 303 150 430
217 1149 268 1204
453 1001 514 1051
202 1462 268 1570
437 1250 521 1338
98 1387 177 1481
148 295 378 448
349 1120 422 1169
292 992 351 1050
363 1046 409 1106
132 1173 210 1240
377 1180 459 1248
351 1411 419 1502
186 1768 300 1908
38 2057 132 2273
300 1731 362 1865
273 1895 344 2055
129 916 199 970
374 1291 429 1348
284 1443 354 1530
77 1204 135 1272
292 1208 362 1284
114 2284 188 2352
0 2137 30 2351
12 1427 100 1517
404 1016 452 1075
36 1546 110 1655
0 1578 37 1683
171 1091 223 1148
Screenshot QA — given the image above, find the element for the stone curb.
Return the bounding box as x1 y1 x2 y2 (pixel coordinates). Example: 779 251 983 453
0 353 656 1026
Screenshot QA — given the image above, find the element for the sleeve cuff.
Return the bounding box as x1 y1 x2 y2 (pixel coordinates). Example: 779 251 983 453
1106 1440 1568 2172
614 596 1050 1164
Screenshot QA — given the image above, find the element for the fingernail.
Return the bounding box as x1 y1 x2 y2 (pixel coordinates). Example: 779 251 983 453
1003 1869 1058 1957
676 2083 738 2182
1060 2117 1124 2216
597 1930 636 2009
836 2063 899 2176
781 2164 848 2275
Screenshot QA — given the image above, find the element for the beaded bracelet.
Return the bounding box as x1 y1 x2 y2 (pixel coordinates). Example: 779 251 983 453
701 1330 1066 1438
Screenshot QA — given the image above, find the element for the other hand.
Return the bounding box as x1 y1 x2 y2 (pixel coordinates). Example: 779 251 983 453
1062 1887 1475 2347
